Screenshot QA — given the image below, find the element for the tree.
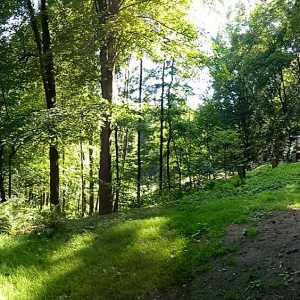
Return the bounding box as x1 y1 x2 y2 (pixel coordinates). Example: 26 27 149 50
137 59 143 205
166 59 175 191
94 0 197 213
26 0 59 208
159 61 166 194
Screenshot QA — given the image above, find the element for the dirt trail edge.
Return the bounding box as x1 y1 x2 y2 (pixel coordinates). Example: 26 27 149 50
157 210 300 300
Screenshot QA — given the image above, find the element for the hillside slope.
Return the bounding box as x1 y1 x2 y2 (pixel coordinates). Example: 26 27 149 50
1 163 300 299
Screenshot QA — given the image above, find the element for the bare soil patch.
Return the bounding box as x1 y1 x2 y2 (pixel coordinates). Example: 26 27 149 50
158 210 300 300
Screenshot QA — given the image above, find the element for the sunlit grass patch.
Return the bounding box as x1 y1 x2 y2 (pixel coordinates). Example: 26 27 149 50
0 214 187 300
1 163 300 299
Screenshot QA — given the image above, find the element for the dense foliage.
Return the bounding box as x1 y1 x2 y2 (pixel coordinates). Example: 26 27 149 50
2 0 300 298
0 0 299 216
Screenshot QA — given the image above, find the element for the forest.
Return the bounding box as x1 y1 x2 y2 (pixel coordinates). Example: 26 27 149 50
1 0 300 299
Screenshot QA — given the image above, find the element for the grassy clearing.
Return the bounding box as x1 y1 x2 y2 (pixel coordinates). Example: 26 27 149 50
1 163 300 300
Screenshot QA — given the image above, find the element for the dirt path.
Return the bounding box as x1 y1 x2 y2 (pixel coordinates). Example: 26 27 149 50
160 210 300 300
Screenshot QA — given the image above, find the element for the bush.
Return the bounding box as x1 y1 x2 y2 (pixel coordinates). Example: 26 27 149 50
0 216 11 233
0 198 65 235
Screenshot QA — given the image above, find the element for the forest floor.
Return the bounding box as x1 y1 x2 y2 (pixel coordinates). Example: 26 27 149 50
1 163 300 300
160 210 300 300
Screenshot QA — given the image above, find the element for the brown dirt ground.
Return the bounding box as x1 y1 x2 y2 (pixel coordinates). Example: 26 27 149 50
156 210 300 300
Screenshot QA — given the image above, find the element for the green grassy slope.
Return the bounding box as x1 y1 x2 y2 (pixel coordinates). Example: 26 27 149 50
1 163 300 300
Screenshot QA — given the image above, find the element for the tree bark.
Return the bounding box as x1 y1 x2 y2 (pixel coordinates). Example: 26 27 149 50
99 119 113 214
62 147 66 212
40 192 45 210
173 142 182 188
89 136 94 215
96 0 120 215
27 0 59 208
279 70 288 115
114 127 120 212
80 137 86 216
122 129 129 172
8 146 15 199
49 145 59 206
0 143 6 203
137 59 143 205
159 62 166 194
97 40 113 212
166 59 175 192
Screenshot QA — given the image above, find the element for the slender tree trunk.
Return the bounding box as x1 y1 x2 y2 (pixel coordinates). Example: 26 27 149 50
122 129 129 171
280 70 288 115
49 145 59 206
118 70 130 205
8 146 15 199
166 59 175 192
296 55 300 84
62 148 66 212
185 153 193 189
95 193 99 213
28 188 33 203
159 62 166 194
80 137 86 216
27 0 59 208
40 192 45 210
114 127 120 212
137 59 143 205
116 128 129 211
0 143 6 203
0 90 7 202
89 136 94 215
77 188 80 212
45 193 49 207
166 121 172 191
40 193 42 210
280 70 291 149
174 143 182 188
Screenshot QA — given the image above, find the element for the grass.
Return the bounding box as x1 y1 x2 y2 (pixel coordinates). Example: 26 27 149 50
1 163 300 299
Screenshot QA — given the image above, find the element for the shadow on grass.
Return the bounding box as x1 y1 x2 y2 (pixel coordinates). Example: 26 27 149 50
0 210 187 300
2 163 300 300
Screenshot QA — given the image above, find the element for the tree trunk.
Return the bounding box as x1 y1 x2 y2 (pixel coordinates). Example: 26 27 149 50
89 136 94 215
122 129 129 171
45 193 49 207
95 193 99 213
185 153 193 189
62 147 66 212
116 128 129 211
80 137 86 216
95 0 120 215
27 0 59 208
49 145 59 206
279 70 288 115
114 128 120 212
166 59 175 192
159 62 166 194
174 143 182 188
99 119 113 214
40 192 45 210
96 0 120 215
8 146 15 199
137 59 143 205
0 143 6 203
28 188 33 203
